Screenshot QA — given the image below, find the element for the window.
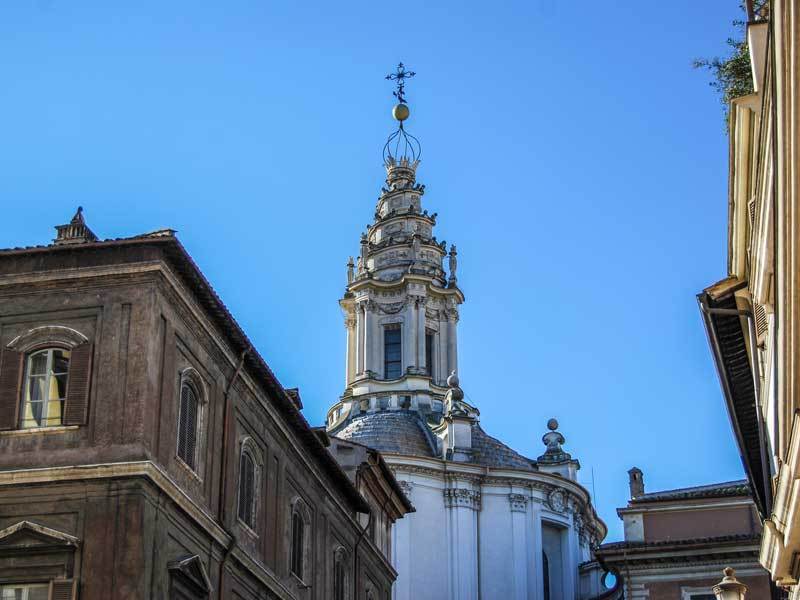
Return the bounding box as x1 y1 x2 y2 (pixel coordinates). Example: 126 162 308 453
237 448 257 529
333 549 347 600
425 331 434 377
383 325 401 379
21 348 70 429
291 511 305 579
177 380 200 470
0 584 49 600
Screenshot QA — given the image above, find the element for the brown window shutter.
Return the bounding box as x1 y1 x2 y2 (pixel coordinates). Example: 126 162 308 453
63 343 93 426
0 349 23 430
49 579 76 600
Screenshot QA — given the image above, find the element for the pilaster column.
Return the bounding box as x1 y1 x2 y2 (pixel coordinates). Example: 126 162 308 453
393 501 412 600
363 301 373 375
444 486 480 600
417 297 426 371
356 303 365 375
447 312 459 376
345 312 357 385
563 511 578 600
509 494 529 600
403 302 415 373
530 501 544 600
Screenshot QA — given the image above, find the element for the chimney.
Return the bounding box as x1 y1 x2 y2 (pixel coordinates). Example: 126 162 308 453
628 467 644 499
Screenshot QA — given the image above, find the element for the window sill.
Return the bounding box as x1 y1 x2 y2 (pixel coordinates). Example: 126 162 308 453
0 425 80 437
236 518 259 538
175 456 204 483
290 572 310 589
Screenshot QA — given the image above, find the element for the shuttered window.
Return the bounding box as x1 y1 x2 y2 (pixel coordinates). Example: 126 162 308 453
48 580 76 600
237 450 256 528
63 343 92 426
290 511 305 579
0 349 23 430
20 348 70 429
177 382 199 470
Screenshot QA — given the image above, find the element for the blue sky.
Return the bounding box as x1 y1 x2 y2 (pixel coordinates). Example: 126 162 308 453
1 1 744 540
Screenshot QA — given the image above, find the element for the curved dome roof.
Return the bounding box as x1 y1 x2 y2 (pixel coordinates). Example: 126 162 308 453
332 410 436 458
470 425 536 471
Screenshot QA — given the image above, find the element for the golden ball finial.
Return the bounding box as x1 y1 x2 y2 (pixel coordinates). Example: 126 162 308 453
392 103 410 122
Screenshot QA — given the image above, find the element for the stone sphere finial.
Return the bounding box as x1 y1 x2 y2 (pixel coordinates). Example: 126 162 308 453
392 103 410 122
547 418 559 431
447 370 459 388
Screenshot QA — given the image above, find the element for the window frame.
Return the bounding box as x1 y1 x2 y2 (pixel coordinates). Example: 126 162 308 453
425 329 435 378
383 324 402 380
0 583 50 600
19 346 71 430
236 437 261 533
289 497 311 584
4 325 92 432
175 368 206 475
333 546 349 600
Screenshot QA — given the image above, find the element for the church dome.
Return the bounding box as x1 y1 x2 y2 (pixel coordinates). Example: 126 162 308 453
332 410 437 458
470 424 537 471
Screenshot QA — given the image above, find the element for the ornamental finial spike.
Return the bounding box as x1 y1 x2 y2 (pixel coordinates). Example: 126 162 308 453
383 63 421 162
386 62 415 105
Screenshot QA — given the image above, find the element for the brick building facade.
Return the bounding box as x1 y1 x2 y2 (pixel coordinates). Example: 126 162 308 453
0 210 410 599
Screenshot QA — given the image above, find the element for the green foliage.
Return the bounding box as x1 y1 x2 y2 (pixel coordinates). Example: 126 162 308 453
694 11 755 120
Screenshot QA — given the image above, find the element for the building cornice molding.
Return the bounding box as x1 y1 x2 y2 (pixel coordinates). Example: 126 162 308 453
0 461 232 546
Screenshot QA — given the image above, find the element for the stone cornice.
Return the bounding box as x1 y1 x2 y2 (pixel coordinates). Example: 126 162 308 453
347 275 465 304
385 455 607 540
0 461 232 546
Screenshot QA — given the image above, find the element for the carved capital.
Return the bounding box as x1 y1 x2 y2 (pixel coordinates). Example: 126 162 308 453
444 488 481 511
508 493 528 513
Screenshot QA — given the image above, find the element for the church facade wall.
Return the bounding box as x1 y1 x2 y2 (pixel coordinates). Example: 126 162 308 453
387 459 597 600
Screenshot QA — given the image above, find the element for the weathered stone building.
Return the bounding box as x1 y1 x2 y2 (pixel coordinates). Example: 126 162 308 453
0 209 410 599
697 1 800 596
595 469 771 599
325 70 608 600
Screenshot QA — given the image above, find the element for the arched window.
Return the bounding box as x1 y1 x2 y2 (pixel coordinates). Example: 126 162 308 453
291 510 305 579
177 379 200 470
21 348 70 429
237 446 257 529
333 548 347 600
542 551 550 600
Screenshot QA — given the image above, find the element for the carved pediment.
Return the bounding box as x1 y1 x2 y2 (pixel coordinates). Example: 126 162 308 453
168 555 212 595
0 521 79 549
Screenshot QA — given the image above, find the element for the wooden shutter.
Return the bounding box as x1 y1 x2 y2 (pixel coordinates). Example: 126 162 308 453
49 579 76 600
0 349 23 430
63 343 93 426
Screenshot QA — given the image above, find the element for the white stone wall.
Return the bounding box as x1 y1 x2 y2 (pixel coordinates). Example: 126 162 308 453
389 460 600 600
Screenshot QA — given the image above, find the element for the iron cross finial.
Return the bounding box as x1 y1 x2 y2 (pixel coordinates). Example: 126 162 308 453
386 62 416 105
